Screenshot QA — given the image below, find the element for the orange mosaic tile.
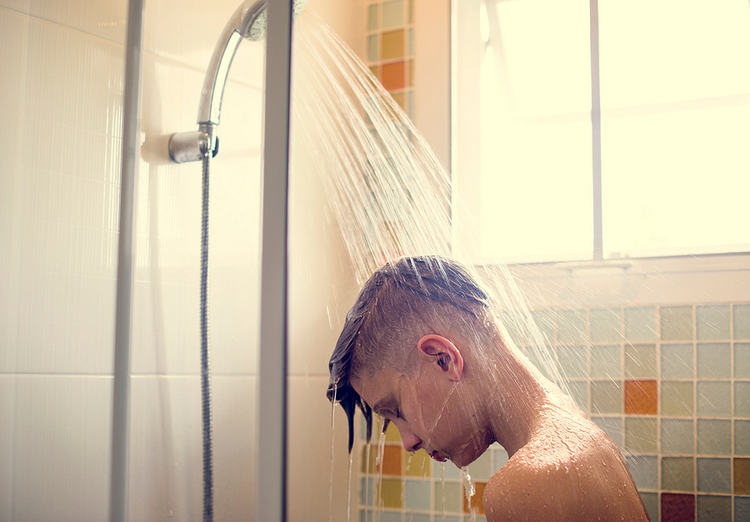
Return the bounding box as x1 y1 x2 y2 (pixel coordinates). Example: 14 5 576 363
463 481 486 515
381 61 406 91
735 458 750 494
381 444 404 475
624 379 658 415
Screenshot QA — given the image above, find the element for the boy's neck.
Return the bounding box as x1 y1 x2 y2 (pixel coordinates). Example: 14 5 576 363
481 346 551 457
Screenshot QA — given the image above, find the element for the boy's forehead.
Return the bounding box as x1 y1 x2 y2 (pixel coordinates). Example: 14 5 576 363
350 368 398 408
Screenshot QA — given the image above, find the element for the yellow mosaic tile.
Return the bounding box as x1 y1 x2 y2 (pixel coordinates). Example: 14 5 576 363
404 450 431 477
381 29 405 61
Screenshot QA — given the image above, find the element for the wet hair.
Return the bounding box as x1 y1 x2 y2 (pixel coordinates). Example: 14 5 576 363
326 255 491 452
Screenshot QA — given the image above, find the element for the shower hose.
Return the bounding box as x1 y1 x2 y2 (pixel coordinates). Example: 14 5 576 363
201 152 214 522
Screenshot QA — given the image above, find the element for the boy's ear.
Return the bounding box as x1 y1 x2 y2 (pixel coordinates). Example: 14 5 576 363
417 334 464 381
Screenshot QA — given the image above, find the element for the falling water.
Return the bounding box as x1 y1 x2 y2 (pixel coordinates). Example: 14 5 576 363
461 467 476 522
328 386 337 522
291 11 575 522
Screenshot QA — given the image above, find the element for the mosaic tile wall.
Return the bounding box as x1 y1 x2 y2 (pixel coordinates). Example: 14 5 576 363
358 303 750 522
365 0 415 118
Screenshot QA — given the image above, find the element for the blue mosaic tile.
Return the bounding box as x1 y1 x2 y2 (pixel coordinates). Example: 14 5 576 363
404 479 430 511
697 343 731 378
697 458 731 493
467 449 492 481
593 416 623 447
661 343 694 379
661 419 695 455
627 455 658 489
736 496 750 522
433 480 461 513
625 343 657 379
361 477 374 506
492 447 509 470
697 305 731 340
640 492 659 522
432 461 461 480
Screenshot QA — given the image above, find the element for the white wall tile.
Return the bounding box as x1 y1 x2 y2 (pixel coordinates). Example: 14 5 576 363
288 375 360 522
0 376 14 521
129 375 256 521
12 375 112 522
0 0 127 43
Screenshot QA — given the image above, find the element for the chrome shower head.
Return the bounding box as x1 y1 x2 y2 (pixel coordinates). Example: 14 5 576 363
169 0 307 163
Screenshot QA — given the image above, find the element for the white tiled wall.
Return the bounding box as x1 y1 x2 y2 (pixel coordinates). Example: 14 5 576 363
0 0 366 519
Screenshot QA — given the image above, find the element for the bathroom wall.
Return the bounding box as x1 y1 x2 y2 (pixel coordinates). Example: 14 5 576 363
0 0 367 520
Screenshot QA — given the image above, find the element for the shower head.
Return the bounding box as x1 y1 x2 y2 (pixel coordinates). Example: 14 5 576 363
198 0 307 126
169 0 307 163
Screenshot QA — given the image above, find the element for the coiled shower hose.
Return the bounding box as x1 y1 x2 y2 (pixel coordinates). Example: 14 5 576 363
200 152 214 522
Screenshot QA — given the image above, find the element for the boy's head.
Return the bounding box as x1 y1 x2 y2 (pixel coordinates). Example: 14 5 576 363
327 256 497 462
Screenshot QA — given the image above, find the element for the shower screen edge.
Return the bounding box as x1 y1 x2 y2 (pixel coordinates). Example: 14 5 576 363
111 0 144 520
256 0 294 521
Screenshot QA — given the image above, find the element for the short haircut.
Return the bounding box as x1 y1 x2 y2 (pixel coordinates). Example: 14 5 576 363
326 255 491 452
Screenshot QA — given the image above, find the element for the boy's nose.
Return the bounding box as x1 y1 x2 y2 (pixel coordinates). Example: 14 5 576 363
399 430 422 452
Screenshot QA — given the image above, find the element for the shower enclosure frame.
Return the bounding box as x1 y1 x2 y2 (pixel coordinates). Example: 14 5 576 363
110 1 295 520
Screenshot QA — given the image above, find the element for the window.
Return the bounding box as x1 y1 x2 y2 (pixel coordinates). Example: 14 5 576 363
452 0 750 264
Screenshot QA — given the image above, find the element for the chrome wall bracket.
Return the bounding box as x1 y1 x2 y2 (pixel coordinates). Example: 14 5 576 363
168 125 219 163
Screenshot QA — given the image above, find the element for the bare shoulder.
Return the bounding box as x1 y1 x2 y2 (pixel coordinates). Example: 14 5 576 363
483 419 649 521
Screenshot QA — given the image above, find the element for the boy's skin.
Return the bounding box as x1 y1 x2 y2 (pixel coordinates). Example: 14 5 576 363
329 257 649 521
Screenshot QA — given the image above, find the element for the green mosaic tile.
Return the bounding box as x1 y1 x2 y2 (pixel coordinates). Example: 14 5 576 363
697 305 731 340
736 421 750 455
697 420 731 455
661 306 694 341
625 343 657 379
625 417 657 453
590 344 622 379
697 381 731 418
382 0 405 29
697 343 731 378
591 380 623 414
661 419 695 455
593 416 623 447
433 480 461 513
624 307 657 342
661 381 694 417
367 34 379 62
404 479 430 510
697 495 731 522
697 458 731 493
736 382 750 417
557 309 588 344
557 345 587 379
367 3 379 31
662 457 694 491
567 380 589 413
640 492 659 522
735 304 750 339
626 455 658 489
661 343 694 379
590 308 622 343
736 343 750 378
407 28 414 56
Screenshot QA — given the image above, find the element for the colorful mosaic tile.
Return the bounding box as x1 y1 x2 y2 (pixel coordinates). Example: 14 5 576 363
735 458 750 495
662 457 694 492
661 306 694 341
734 304 750 339
697 305 731 340
661 493 695 522
697 495 731 521
624 379 658 415
590 308 621 343
463 481 486 515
